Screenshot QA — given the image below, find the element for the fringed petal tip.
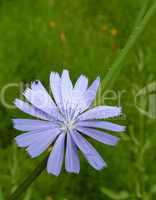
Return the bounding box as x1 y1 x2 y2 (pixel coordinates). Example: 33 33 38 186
47 168 80 176
106 106 123 119
14 99 24 108
92 161 107 171
47 170 59 176
50 69 70 79
121 125 126 132
13 98 18 106
112 106 122 117
66 169 80 174
61 69 69 75
26 148 37 158
12 124 20 131
66 163 106 174
96 76 100 82
47 166 62 176
15 136 24 148
23 88 30 97
96 162 107 171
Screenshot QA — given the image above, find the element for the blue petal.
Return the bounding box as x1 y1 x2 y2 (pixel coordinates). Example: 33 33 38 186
73 77 100 115
72 75 88 105
79 106 122 120
71 75 88 118
50 72 63 110
76 127 119 146
71 130 106 170
76 120 125 132
13 119 59 131
23 80 56 116
83 77 100 109
15 128 60 148
73 74 88 94
14 99 53 121
47 133 65 176
27 129 60 158
65 132 80 173
61 70 73 118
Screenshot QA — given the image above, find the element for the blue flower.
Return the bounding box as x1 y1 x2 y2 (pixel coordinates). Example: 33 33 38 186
13 70 125 176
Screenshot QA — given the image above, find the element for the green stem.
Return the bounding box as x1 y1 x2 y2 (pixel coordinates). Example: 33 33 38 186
8 155 49 200
134 0 150 27
96 1 156 102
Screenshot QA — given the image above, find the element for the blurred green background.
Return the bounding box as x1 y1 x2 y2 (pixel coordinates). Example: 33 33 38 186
0 0 156 199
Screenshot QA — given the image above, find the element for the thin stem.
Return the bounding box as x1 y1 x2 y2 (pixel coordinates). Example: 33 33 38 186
96 1 156 103
8 155 49 200
134 0 151 27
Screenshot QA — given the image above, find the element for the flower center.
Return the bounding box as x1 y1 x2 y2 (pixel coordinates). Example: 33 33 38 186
61 120 75 133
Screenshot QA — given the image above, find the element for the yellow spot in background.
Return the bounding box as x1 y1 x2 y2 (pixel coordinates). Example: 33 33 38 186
48 21 56 28
111 28 118 37
46 196 53 200
101 24 108 32
60 31 67 44
48 0 55 7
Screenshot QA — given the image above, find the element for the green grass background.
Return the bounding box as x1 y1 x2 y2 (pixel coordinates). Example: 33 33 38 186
0 0 156 199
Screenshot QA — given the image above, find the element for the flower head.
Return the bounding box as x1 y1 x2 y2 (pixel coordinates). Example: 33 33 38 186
13 70 125 176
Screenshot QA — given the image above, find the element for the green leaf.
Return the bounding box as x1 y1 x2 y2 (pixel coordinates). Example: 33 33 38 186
101 187 130 199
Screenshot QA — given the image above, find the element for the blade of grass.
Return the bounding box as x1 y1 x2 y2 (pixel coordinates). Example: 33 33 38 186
134 0 151 26
8 155 48 200
95 1 156 104
23 189 32 200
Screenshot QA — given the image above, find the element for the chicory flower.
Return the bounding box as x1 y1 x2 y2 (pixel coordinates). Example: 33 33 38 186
13 70 125 176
